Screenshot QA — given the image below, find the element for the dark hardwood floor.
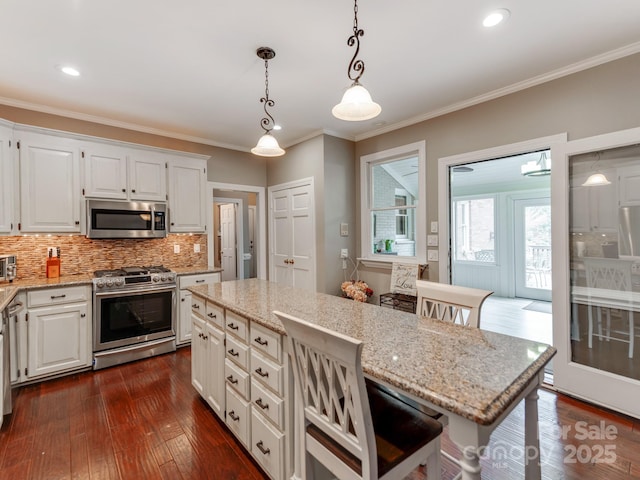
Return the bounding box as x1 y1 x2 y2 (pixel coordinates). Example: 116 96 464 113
1 347 639 479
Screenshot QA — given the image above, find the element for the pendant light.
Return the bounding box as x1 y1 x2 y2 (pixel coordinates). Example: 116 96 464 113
521 151 551 176
581 153 611 186
332 0 381 121
251 47 285 157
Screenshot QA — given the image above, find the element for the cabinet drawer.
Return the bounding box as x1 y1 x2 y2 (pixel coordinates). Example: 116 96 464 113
225 358 250 399
179 273 217 288
226 335 249 370
205 302 224 330
226 385 251 448
251 350 284 396
190 296 205 319
226 311 249 343
251 378 285 431
28 286 88 308
250 322 282 363
251 409 284 480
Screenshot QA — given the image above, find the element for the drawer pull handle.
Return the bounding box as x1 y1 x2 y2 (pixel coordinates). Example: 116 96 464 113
228 349 239 357
255 398 269 410
51 294 67 300
227 323 239 330
228 411 240 422
203 335 208 340
256 441 270 456
255 367 269 378
207 313 217 319
254 336 268 346
199 333 203 338
196 279 205 283
226 375 238 385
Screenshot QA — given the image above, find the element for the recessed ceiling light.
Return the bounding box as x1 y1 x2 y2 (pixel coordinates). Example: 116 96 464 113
273 124 282 131
58 65 80 77
483 9 510 27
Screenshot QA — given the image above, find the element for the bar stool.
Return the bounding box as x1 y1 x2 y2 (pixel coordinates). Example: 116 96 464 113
276 310 443 480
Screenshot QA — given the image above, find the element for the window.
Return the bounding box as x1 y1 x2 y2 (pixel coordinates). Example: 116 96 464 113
360 141 426 263
452 196 495 262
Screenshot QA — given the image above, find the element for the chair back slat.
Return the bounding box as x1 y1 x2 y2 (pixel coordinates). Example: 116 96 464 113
584 257 633 292
276 311 377 477
416 280 493 328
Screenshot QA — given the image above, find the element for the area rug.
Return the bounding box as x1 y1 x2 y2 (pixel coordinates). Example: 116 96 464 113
522 301 552 314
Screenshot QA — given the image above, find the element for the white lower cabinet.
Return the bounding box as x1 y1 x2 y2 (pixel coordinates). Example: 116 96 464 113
13 285 92 382
191 305 225 419
178 272 220 345
190 293 292 479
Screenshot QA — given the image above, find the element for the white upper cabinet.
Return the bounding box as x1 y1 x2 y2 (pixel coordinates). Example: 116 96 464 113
18 131 81 233
83 143 167 201
0 123 14 234
167 156 207 233
570 168 618 233
618 165 640 206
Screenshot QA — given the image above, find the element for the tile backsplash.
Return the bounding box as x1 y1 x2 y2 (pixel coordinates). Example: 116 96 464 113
0 234 208 280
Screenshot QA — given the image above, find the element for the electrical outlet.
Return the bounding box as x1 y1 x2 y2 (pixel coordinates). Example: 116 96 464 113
194 244 201 253
427 249 439 261
174 244 180 254
340 248 348 259
340 223 349 236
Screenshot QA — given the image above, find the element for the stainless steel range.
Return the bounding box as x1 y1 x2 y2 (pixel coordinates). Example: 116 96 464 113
92 265 177 370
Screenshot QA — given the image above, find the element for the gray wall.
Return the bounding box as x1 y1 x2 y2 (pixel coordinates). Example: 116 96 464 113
355 52 640 294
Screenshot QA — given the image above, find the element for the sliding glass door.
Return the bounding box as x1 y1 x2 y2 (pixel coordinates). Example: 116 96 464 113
553 127 640 418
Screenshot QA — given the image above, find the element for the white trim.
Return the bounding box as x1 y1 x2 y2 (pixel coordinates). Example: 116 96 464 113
552 126 640 419
438 133 567 283
207 182 266 280
360 141 427 264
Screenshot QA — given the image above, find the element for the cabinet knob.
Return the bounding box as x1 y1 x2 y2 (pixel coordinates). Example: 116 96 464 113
132 189 136 193
122 188 126 193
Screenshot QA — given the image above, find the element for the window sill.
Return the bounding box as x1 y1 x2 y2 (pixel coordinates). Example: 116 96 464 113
357 257 427 270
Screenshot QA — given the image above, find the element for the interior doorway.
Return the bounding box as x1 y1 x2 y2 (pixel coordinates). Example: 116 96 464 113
214 199 242 281
207 182 266 280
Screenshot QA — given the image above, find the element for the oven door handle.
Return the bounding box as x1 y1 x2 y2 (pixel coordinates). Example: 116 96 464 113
94 285 177 298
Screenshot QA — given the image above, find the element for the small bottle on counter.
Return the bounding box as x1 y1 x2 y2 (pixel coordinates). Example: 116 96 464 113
46 248 60 278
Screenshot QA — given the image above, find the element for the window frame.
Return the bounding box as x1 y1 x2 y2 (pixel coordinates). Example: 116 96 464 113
360 141 426 265
451 194 497 264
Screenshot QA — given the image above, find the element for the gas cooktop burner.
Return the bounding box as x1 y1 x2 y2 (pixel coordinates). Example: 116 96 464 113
93 265 176 290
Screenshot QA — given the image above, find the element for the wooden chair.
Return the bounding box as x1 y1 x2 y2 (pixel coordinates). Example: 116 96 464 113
584 257 636 358
275 310 442 480
415 279 493 328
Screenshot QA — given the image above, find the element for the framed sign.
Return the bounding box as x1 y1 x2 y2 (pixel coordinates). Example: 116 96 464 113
390 263 420 295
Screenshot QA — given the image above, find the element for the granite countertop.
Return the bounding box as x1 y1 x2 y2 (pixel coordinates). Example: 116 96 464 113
189 278 556 426
172 266 223 276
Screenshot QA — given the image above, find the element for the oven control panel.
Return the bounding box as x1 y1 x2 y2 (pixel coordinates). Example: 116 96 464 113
93 272 176 291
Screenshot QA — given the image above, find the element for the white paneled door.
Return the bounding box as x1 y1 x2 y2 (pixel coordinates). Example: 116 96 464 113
220 203 237 281
269 179 315 291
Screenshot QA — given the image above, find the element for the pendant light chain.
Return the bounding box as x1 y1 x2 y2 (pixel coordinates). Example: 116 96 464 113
347 0 365 84
258 50 276 134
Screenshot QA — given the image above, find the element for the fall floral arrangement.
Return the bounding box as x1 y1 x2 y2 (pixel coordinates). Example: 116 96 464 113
341 280 374 302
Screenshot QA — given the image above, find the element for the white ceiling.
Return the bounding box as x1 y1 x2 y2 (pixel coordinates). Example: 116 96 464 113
1 0 639 153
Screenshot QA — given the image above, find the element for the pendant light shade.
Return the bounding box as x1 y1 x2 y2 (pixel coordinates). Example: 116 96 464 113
251 132 285 157
332 0 381 122
252 47 285 157
332 82 381 121
582 173 611 186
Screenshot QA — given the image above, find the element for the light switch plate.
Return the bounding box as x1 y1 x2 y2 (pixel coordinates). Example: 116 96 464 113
430 221 438 233
427 235 438 246
194 244 200 253
340 222 349 236
427 250 439 261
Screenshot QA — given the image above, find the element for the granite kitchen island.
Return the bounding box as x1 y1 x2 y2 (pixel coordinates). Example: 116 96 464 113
189 278 556 480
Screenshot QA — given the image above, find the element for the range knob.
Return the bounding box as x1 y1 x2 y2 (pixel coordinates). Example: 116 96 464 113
152 276 160 283
96 280 105 288
106 279 113 287
116 278 125 287
161 275 167 282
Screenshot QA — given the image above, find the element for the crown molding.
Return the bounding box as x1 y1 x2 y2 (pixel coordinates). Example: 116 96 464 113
355 41 640 142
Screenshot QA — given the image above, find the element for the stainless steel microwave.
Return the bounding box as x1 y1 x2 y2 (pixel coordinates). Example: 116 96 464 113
87 200 167 239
